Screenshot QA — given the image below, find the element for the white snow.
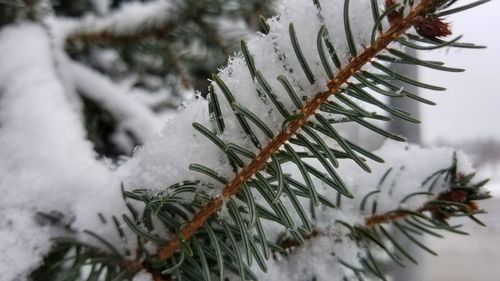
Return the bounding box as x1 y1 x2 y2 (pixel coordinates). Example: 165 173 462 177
91 0 112 15
132 270 154 281
0 24 129 279
253 237 363 281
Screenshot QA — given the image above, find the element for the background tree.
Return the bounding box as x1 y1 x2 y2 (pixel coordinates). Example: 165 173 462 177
0 0 274 157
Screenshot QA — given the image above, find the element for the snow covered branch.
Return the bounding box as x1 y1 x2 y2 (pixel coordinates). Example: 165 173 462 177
66 59 162 151
248 143 490 281
0 23 123 279
0 0 492 280
155 0 440 262
60 0 177 43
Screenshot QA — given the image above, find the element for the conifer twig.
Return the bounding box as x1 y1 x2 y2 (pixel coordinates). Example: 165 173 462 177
157 0 440 261
67 25 174 44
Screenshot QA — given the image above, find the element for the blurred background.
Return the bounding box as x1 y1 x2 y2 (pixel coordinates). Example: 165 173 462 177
417 1 500 280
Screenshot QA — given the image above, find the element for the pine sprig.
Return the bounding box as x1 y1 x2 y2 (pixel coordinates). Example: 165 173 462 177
33 0 492 280
275 153 490 279
155 0 457 262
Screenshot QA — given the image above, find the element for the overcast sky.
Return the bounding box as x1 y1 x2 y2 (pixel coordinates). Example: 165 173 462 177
419 0 500 144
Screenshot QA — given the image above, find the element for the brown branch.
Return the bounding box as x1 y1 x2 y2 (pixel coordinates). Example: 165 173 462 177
66 25 174 45
281 191 482 253
365 188 480 227
62 1 179 44
119 259 143 274
156 0 439 261
279 231 320 251
364 209 425 227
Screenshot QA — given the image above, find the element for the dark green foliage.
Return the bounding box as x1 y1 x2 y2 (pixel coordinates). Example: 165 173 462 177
83 97 130 159
0 2 20 27
63 0 274 95
30 239 135 281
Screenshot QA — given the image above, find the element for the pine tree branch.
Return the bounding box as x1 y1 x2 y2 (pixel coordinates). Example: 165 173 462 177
279 167 490 256
156 0 439 262
66 59 162 143
364 197 479 227
59 0 177 44
67 25 174 44
61 0 231 51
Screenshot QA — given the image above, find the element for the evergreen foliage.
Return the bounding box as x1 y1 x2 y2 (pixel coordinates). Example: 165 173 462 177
0 0 493 280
